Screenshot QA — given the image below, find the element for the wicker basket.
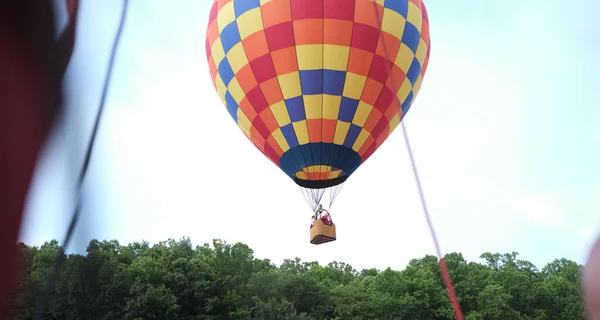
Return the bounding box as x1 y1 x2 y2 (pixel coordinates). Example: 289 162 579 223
310 219 336 245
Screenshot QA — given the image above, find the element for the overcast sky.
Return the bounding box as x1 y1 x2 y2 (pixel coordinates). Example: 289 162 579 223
19 0 600 271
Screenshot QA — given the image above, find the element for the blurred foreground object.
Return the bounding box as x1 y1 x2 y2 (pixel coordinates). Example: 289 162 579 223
584 236 600 319
0 0 77 308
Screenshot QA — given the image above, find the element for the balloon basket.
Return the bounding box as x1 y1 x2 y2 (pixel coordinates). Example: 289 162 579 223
310 220 336 245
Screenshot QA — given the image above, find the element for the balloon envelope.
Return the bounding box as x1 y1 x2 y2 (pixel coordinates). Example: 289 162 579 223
205 0 431 189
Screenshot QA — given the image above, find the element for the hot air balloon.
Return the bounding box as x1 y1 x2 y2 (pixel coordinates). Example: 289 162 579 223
205 0 431 244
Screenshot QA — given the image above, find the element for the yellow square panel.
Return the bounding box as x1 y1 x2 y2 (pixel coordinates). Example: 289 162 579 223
381 9 406 40
397 78 414 103
211 38 226 68
395 43 415 73
352 128 371 152
415 38 428 67
270 101 292 126
323 95 341 120
226 43 249 73
278 72 302 99
217 2 236 32
292 120 310 145
342 73 367 100
323 45 350 71
296 44 323 70
333 121 351 145
271 128 291 152
304 95 323 120
236 7 264 39
227 77 246 103
407 2 423 32
352 102 373 127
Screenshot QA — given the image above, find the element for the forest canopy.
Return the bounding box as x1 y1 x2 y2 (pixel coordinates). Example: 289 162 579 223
4 237 585 319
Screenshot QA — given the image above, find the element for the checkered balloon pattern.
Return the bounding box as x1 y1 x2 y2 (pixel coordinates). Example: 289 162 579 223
206 0 430 189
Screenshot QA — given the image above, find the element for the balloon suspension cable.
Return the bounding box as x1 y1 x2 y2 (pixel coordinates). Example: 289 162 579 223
300 186 317 212
368 1 464 319
299 182 344 213
32 1 130 318
328 183 344 208
300 186 326 212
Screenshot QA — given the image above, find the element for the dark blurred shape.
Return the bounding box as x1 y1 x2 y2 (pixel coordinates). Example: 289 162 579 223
0 0 78 309
584 235 600 319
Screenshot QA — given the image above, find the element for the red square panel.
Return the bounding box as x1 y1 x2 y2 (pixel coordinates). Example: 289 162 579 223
374 86 394 113
291 0 323 20
368 54 393 84
265 21 295 51
351 23 380 52
371 118 389 139
324 0 354 21
264 143 281 164
251 117 271 139
246 86 269 113
250 54 277 84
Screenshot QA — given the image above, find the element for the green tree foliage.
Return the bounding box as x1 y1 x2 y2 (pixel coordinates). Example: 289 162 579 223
3 238 585 320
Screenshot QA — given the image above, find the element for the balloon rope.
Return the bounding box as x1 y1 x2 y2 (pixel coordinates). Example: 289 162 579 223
401 123 464 320
368 1 464 318
32 1 130 318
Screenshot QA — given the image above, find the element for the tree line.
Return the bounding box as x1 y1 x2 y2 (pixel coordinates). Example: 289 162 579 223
2 237 585 319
